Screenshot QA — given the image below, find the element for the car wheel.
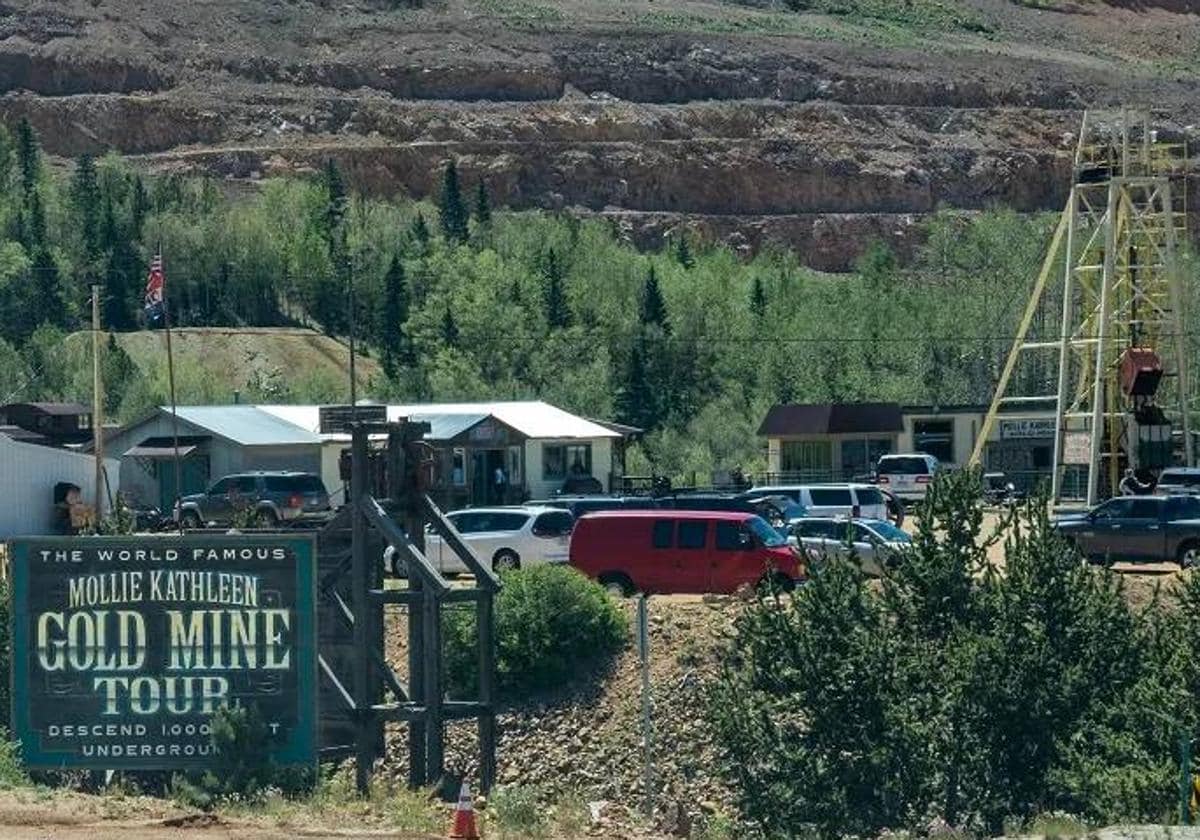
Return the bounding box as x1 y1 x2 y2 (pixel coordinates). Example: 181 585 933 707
598 573 634 598
256 508 279 529
180 510 202 530
1178 541 1200 569
492 550 520 573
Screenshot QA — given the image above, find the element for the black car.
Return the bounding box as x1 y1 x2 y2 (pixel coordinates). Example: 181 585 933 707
527 495 659 518
1052 495 1200 566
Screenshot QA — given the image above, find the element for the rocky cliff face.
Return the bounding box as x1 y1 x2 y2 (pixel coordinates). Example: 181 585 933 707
1 0 1197 270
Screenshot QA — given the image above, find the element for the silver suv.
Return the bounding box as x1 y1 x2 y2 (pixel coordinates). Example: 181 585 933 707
176 471 331 529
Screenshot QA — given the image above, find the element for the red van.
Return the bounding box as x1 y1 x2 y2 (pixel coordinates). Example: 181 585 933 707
569 510 806 596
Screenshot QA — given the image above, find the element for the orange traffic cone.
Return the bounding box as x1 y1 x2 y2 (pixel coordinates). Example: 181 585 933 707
448 781 480 839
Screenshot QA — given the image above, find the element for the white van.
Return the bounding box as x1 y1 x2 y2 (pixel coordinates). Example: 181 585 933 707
876 453 940 502
748 483 888 520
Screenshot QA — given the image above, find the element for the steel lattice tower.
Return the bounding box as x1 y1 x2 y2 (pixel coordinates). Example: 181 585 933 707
970 109 1194 506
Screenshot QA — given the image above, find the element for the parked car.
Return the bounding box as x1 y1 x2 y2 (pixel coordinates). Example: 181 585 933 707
528 495 660 517
176 471 330 529
747 483 887 520
876 453 940 502
982 472 1023 506
741 494 809 530
570 510 805 596
385 505 574 577
1155 468 1200 496
789 517 912 576
1052 495 1200 565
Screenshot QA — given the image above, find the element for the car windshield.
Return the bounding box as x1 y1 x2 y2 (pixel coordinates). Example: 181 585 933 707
864 520 911 542
747 516 787 548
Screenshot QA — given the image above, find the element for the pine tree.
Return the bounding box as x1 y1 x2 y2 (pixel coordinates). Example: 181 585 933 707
72 154 102 258
379 256 411 378
474 180 491 226
441 304 460 347
0 125 14 194
673 234 694 269
25 189 46 250
543 248 571 329
323 158 347 251
16 118 38 199
409 211 431 246
750 276 767 319
130 174 149 237
30 248 64 329
438 160 469 244
617 343 656 431
640 263 670 334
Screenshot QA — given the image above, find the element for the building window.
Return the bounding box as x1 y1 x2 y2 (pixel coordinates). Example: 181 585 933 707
76 413 92 430
913 420 954 464
780 440 832 478
840 438 893 479
543 443 592 479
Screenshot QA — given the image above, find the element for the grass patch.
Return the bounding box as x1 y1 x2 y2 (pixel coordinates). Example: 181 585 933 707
471 0 564 28
1027 812 1091 839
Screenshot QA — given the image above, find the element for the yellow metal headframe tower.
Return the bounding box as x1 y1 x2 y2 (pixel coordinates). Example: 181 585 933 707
970 108 1195 506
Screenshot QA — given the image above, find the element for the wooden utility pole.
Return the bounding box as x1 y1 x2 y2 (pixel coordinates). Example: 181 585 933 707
91 285 105 519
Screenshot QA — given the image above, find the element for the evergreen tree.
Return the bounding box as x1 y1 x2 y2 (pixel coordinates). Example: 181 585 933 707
438 160 469 244
617 343 656 430
30 248 64 330
16 118 38 198
543 248 571 329
323 158 347 251
379 256 411 378
0 125 14 194
750 276 767 319
474 180 491 226
25 189 46 250
129 174 149 237
639 263 670 334
71 154 102 258
509 276 522 304
441 304 460 347
673 234 694 269
409 211 431 246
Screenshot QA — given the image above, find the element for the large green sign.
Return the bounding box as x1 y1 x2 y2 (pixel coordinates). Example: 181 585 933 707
9 535 317 770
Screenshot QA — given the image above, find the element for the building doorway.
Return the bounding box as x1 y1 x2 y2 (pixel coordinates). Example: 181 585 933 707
472 449 508 505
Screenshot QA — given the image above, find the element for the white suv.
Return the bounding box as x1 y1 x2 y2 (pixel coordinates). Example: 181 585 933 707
876 453 940 502
385 506 574 577
748 484 887 520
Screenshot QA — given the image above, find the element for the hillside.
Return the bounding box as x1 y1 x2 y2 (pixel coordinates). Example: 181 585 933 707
65 328 379 410
1 0 1198 269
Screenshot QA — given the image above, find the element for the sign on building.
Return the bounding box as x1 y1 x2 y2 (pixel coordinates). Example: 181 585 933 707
1062 432 1092 465
999 418 1056 440
9 535 317 770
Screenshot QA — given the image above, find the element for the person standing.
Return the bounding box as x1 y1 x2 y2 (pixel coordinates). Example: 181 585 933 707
493 464 508 504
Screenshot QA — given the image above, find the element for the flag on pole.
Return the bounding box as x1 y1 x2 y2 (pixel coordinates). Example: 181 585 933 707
144 253 165 322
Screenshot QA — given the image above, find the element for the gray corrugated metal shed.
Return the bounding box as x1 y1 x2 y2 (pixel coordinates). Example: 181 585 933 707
166 406 322 446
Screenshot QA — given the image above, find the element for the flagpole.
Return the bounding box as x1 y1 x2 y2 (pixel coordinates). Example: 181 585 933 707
158 244 183 534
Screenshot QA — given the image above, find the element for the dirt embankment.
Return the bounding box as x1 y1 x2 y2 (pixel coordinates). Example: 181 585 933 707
1 0 1198 268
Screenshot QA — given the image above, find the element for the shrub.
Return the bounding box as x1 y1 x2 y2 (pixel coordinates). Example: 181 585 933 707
171 704 313 809
444 565 628 700
709 469 1198 838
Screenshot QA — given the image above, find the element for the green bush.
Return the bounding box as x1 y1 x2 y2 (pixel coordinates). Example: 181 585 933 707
709 469 1200 837
444 565 628 700
171 704 313 809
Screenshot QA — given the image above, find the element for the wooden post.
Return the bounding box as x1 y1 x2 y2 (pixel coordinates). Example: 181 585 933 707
393 424 426 787
90 286 106 519
350 426 372 795
423 580 444 782
477 592 497 792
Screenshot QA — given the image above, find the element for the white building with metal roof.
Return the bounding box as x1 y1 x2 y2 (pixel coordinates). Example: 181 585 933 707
256 401 625 507
105 401 630 511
